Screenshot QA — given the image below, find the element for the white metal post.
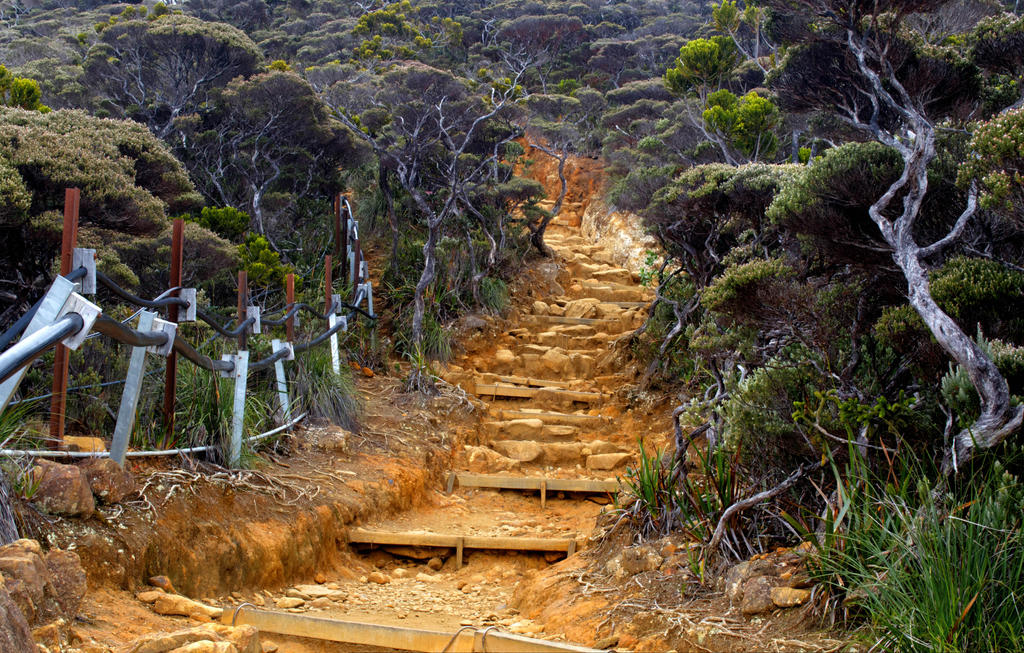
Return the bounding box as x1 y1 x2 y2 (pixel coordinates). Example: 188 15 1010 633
0 277 75 412
271 339 291 423
110 311 156 466
229 351 249 468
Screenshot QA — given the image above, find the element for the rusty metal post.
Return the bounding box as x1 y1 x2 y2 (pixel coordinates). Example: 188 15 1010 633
324 255 332 314
162 218 184 434
338 194 348 285
285 273 295 343
353 239 362 295
49 188 80 446
237 271 248 351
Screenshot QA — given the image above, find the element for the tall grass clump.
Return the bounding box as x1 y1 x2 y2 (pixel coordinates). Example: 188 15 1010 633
291 346 361 431
616 439 741 551
809 451 1024 652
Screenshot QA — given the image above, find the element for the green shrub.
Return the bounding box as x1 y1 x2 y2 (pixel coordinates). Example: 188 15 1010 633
931 256 1024 342
192 206 251 242
238 234 291 289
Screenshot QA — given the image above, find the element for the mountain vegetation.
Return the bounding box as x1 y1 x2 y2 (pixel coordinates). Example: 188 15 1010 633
1 0 1023 647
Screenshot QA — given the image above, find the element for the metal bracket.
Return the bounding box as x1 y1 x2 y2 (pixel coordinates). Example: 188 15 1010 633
56 293 101 350
220 354 235 378
246 305 261 334
72 248 96 294
180 288 197 322
272 338 295 361
332 294 342 315
147 318 177 357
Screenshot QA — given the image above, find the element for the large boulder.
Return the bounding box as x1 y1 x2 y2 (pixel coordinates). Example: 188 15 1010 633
0 573 33 651
45 548 87 618
492 440 543 462
78 458 136 504
464 446 520 474
30 460 94 517
0 538 86 631
125 624 259 653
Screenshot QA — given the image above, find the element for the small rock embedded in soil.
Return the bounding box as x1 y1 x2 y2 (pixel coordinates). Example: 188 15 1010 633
314 572 327 584
367 572 390 585
149 576 176 593
427 557 444 571
770 586 811 608
274 597 304 609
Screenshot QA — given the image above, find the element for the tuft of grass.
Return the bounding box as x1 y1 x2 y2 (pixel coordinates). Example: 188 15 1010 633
291 345 361 432
805 451 1024 652
480 276 509 313
616 439 741 552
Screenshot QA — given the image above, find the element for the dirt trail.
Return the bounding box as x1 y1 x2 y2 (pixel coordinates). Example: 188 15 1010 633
277 212 656 647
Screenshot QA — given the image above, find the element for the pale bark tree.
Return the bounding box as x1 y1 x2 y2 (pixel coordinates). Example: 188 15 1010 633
772 0 1024 472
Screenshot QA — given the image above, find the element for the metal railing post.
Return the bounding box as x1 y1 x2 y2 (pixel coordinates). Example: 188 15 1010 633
271 339 292 423
285 273 295 343
162 218 184 436
228 351 249 468
237 271 248 351
0 277 76 413
339 194 348 285
110 311 156 466
49 188 80 447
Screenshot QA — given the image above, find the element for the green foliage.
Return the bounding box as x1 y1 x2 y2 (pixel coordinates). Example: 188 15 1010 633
931 256 1024 341
291 345 361 432
479 277 509 313
941 332 1024 428
810 452 1024 652
767 142 903 265
664 36 740 98
702 90 780 160
959 108 1024 220
617 439 742 554
191 206 251 242
701 257 794 316
0 66 48 113
238 234 291 289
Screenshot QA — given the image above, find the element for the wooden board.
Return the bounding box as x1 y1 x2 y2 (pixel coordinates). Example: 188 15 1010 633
348 528 578 553
474 384 602 403
488 374 572 389
452 472 618 494
224 608 604 653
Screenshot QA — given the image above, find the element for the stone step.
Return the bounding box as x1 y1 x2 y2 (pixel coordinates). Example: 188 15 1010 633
575 280 650 303
495 408 611 428
524 314 633 333
526 330 616 351
490 440 633 469
475 373 573 389
473 384 604 404
483 419 579 442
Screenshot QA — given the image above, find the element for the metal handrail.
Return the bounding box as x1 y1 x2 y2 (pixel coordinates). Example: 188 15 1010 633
0 314 83 385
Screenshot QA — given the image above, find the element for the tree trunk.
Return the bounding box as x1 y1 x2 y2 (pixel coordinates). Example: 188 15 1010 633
530 146 568 257
411 219 439 349
897 249 1024 472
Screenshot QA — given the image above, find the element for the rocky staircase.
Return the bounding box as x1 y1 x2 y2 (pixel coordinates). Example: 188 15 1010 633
444 224 652 479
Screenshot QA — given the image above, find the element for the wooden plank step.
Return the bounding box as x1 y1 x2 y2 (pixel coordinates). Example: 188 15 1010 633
348 528 578 553
225 608 604 652
474 384 603 402
609 301 648 309
449 472 618 494
488 374 572 389
498 409 609 426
